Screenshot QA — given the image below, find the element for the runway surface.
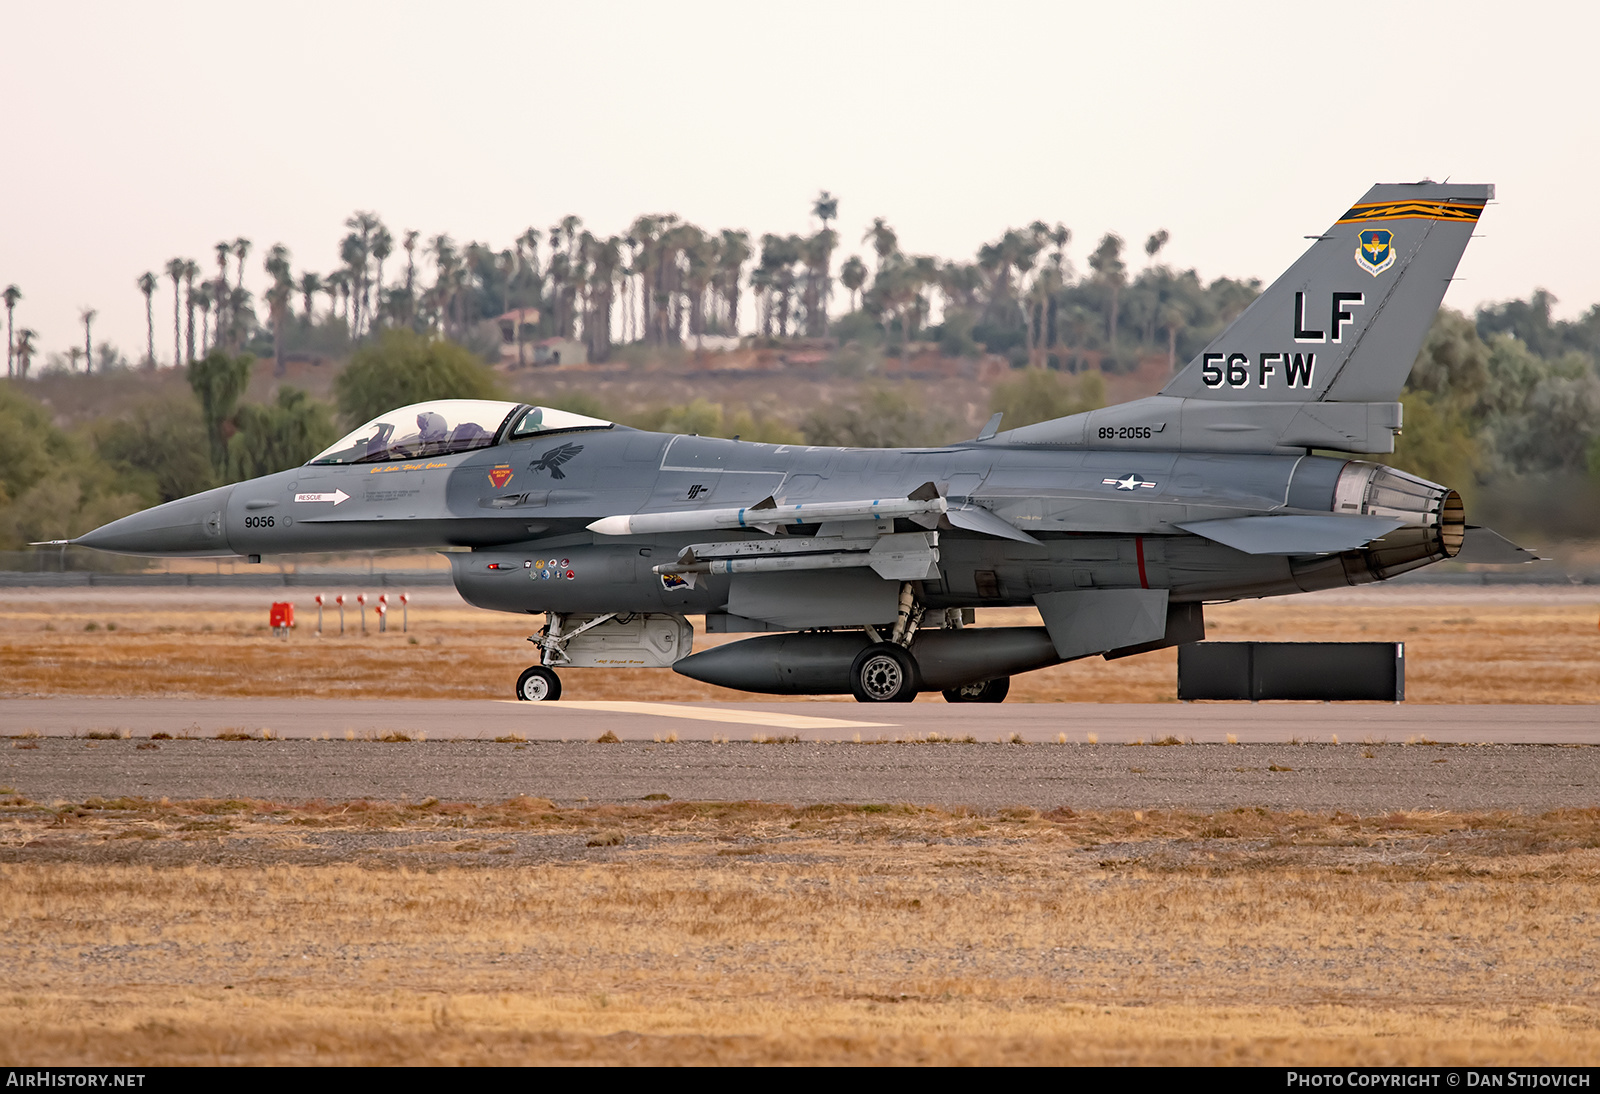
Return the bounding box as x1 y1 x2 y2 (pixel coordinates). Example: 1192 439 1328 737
3 697 1596 743
6 698 1595 811
3 735 1595 812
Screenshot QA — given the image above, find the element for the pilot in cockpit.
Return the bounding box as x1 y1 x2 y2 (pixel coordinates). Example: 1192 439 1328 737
417 410 450 447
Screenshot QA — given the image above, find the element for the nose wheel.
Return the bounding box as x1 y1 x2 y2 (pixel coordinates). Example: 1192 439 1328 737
516 665 562 702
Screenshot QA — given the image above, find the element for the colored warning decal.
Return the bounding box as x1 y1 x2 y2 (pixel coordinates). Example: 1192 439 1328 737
1355 228 1395 276
488 466 514 489
1335 200 1484 224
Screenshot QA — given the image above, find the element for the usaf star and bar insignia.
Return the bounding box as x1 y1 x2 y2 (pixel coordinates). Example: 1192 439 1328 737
1102 473 1158 491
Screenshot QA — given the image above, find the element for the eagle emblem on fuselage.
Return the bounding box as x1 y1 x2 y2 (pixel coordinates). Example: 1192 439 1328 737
1356 228 1395 276
530 443 584 480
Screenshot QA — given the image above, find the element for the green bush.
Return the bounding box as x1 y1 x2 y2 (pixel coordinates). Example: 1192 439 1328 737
335 330 502 425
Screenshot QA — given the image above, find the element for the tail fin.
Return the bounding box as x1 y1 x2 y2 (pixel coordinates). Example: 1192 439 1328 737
994 181 1493 454
1163 181 1492 404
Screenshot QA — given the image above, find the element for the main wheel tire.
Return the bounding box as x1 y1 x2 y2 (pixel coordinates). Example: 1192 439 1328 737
515 665 562 702
941 676 1011 703
850 643 919 703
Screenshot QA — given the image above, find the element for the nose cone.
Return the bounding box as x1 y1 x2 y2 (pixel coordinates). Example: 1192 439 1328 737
75 485 237 556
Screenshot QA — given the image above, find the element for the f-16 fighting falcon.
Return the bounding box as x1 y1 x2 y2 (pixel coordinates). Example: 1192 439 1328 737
70 182 1534 703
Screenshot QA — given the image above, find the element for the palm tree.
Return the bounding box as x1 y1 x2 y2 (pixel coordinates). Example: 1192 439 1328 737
715 229 750 335
214 242 233 332
80 308 97 374
428 234 457 336
297 272 323 327
370 226 393 331
165 259 187 367
343 212 379 336
183 260 200 360
136 272 157 367
13 328 36 378
325 271 348 331
802 228 838 336
1160 301 1188 372
263 243 290 284
193 282 213 353
1145 229 1170 266
266 276 293 376
840 256 867 313
864 218 899 274
232 237 252 293
812 190 839 228
1088 233 1127 350
3 285 21 377
224 285 254 348
402 229 420 309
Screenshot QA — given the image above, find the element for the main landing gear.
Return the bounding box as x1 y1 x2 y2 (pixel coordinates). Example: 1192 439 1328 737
845 586 1012 703
941 676 1010 703
850 643 918 702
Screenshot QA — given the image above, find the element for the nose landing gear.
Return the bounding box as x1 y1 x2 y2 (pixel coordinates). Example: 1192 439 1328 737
515 665 562 702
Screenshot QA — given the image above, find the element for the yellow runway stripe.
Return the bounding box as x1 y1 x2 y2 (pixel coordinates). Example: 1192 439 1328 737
502 700 897 731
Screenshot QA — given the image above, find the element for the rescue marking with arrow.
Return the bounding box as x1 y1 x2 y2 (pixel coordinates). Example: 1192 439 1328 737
295 490 351 505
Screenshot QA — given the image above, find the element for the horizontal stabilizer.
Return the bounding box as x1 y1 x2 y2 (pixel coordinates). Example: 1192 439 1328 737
1177 514 1403 555
1455 526 1542 565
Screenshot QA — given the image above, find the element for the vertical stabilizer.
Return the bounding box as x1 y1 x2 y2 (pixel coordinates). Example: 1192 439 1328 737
1163 181 1492 404
994 181 1493 453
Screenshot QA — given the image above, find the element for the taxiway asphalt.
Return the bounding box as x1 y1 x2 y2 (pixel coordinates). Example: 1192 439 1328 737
2 697 1595 744
3 698 1597 812
2 735 1595 813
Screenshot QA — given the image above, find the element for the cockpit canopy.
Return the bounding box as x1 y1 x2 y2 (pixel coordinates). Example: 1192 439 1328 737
308 400 612 465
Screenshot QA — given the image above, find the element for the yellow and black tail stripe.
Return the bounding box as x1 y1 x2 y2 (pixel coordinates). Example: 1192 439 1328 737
1337 199 1485 225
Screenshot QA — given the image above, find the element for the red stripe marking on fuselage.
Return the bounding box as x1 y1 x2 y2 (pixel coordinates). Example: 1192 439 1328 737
1135 535 1149 589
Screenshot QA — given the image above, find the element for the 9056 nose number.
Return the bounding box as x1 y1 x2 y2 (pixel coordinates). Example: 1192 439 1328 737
244 515 276 528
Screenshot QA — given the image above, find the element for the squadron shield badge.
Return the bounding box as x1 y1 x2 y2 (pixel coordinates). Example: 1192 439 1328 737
1356 228 1395 276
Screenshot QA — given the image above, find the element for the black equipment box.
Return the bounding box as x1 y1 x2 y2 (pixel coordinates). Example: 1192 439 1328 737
1177 642 1404 702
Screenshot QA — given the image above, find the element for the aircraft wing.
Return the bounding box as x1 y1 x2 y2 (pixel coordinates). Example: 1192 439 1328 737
1175 514 1403 555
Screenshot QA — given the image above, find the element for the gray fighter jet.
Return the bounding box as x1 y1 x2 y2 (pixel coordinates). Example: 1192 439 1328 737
71 181 1533 702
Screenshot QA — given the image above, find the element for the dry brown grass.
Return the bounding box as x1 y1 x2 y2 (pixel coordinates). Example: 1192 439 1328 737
1 592 1596 703
2 796 1599 1064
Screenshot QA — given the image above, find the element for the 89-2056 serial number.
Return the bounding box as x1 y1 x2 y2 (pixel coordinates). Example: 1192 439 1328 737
1098 426 1153 440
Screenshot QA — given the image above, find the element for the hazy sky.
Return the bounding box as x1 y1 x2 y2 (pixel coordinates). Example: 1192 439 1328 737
4 1 1596 362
